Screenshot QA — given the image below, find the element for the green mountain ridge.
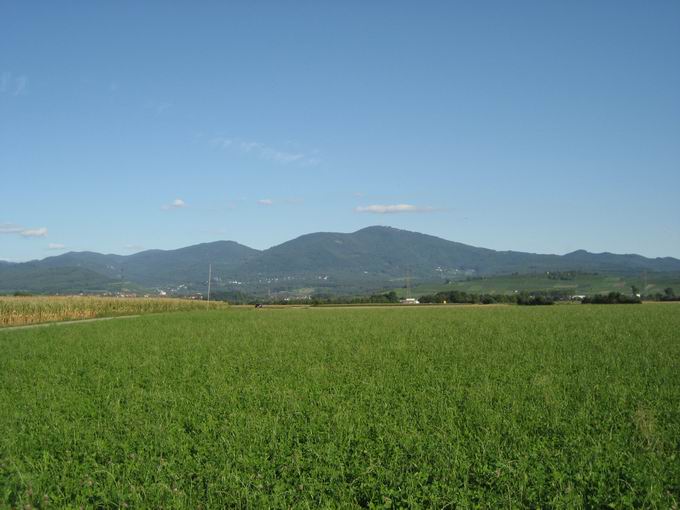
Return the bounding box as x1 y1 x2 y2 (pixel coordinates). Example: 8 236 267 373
2 226 679 295
0 265 121 294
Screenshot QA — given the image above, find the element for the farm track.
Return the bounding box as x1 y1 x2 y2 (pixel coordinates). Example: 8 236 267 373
0 314 141 332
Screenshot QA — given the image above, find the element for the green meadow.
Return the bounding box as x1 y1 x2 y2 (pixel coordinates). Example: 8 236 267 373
398 272 680 298
1 304 679 508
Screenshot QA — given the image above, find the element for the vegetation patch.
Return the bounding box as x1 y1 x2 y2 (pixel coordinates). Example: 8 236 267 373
582 292 641 304
1 304 678 507
0 296 227 327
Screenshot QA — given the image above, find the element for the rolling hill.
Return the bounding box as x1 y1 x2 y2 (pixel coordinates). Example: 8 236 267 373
396 272 680 298
0 265 121 294
2 226 679 295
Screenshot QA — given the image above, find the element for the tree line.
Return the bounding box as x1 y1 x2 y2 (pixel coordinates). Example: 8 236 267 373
581 292 641 304
419 290 558 305
212 287 680 306
644 287 679 302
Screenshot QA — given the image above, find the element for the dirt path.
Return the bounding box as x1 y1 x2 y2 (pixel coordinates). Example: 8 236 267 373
0 314 141 332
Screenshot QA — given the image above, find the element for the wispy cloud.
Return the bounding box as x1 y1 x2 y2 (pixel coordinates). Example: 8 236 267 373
0 223 48 237
161 198 186 210
354 204 435 214
124 244 144 251
14 76 27 96
0 224 22 234
145 101 172 115
256 198 303 206
155 102 172 114
211 137 321 166
0 72 28 96
47 243 66 250
20 227 48 237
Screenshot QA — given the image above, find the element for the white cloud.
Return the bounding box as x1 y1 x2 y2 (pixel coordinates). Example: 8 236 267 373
20 227 48 237
48 243 66 250
162 198 186 210
211 137 321 166
0 224 21 234
1 223 48 237
124 244 144 251
355 204 435 214
257 199 273 206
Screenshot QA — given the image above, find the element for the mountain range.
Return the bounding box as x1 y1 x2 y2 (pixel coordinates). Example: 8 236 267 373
2 226 679 295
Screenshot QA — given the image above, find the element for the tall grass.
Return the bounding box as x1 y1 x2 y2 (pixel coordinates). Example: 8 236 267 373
0 296 227 327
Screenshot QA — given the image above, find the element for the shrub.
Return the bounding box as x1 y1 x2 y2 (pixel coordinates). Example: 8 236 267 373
582 292 641 304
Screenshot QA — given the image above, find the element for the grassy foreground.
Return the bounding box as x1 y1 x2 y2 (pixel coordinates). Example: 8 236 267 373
1 305 679 508
0 296 228 327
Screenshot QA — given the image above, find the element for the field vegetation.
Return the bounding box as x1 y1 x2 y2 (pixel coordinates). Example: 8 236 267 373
398 271 680 298
1 304 678 507
0 296 227 327
582 292 642 304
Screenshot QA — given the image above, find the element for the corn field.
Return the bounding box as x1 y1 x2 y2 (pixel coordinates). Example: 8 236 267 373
0 296 228 327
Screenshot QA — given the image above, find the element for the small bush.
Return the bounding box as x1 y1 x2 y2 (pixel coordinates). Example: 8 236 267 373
517 294 554 306
582 292 641 304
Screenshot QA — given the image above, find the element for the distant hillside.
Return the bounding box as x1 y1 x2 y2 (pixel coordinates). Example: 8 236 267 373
236 226 680 279
397 272 680 298
236 226 500 278
38 252 125 278
2 226 679 295
119 241 259 286
0 265 120 294
31 241 259 287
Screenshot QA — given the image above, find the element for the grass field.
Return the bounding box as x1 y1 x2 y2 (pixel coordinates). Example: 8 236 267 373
397 272 680 298
0 296 228 327
1 304 679 508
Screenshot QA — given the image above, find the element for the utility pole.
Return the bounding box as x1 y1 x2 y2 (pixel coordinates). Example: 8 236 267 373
406 268 411 299
207 264 212 308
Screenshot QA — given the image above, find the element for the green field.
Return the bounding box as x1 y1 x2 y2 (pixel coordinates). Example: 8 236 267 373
1 305 679 507
398 272 680 298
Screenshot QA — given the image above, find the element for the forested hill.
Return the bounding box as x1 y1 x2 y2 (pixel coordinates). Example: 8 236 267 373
2 226 679 294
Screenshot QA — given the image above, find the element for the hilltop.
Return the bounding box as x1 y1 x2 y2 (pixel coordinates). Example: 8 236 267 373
2 226 679 295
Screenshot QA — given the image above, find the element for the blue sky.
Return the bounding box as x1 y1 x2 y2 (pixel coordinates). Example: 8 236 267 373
1 1 679 261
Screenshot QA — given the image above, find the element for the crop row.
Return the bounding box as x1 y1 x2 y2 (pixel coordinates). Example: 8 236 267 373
0 296 227 327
